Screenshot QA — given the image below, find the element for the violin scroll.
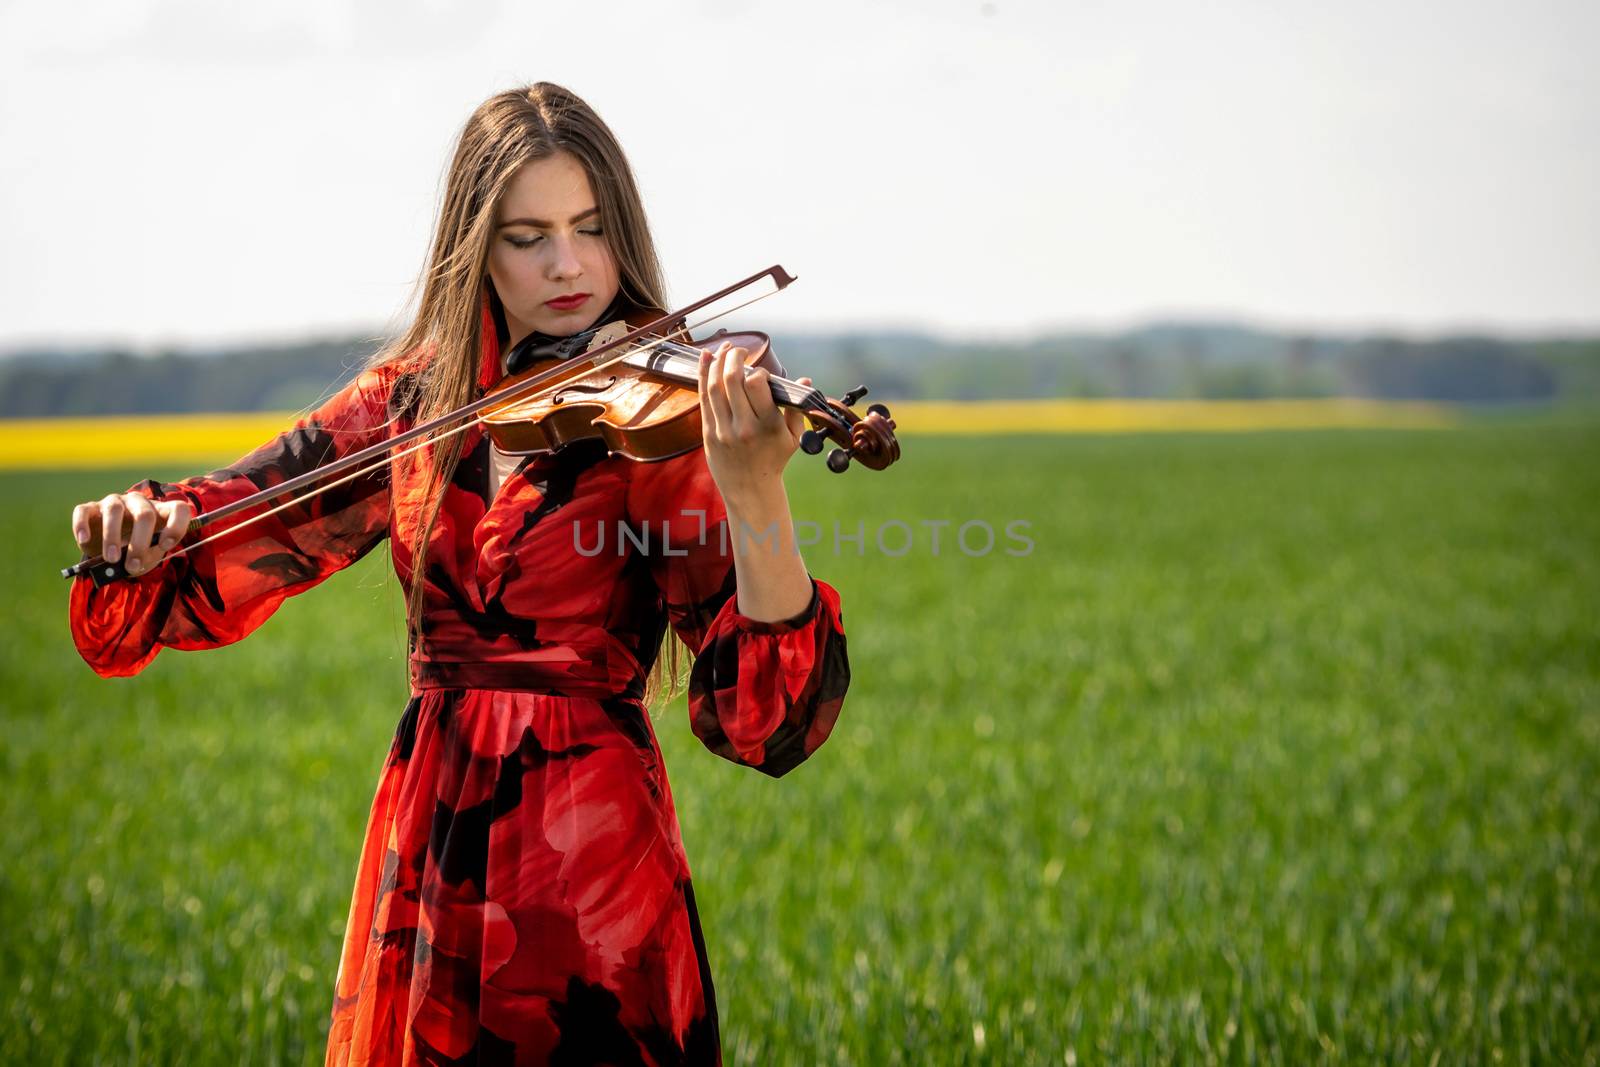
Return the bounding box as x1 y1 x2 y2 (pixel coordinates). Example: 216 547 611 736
797 384 900 475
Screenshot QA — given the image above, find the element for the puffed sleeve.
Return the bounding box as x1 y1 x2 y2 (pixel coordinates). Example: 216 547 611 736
625 445 851 778
67 367 396 678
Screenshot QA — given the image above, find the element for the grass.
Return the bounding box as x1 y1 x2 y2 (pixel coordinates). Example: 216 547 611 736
3 412 1597 1064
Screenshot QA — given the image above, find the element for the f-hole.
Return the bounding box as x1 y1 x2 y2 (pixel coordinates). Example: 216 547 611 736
554 375 618 403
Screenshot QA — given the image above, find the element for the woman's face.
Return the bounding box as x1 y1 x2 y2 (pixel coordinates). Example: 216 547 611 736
487 150 621 345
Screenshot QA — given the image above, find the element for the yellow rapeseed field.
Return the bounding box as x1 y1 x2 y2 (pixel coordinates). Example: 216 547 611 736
879 398 1456 434
0 399 1456 470
0 413 298 471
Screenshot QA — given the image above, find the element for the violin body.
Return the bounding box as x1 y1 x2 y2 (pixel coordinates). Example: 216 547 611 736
480 308 787 461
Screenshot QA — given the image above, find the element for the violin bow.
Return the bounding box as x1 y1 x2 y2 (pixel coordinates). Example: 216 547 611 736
65 265 799 585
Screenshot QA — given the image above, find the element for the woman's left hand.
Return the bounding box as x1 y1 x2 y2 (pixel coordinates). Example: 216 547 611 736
698 341 811 504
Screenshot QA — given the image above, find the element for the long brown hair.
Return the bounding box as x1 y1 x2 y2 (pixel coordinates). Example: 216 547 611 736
367 82 687 712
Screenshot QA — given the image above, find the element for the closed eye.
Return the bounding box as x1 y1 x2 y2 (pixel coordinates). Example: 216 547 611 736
506 227 604 249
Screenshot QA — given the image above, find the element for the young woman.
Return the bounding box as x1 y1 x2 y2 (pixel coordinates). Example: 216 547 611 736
67 82 850 1065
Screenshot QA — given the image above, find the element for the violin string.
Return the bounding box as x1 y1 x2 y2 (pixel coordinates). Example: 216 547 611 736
642 286 821 405
117 282 800 577
646 337 820 407
646 337 820 403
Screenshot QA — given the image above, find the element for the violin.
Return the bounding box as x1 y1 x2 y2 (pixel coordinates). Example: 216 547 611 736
63 265 901 587
484 305 899 472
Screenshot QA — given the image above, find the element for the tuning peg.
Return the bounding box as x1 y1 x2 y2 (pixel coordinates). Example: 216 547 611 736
799 428 827 455
867 402 891 418
842 385 869 406
826 447 853 473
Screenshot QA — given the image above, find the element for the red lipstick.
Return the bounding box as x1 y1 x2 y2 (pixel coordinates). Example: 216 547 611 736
545 293 591 311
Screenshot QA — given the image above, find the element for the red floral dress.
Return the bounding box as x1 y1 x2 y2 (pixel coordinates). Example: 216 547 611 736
67 357 851 1066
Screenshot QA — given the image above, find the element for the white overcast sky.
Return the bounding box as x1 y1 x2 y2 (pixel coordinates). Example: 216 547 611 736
1 0 1595 351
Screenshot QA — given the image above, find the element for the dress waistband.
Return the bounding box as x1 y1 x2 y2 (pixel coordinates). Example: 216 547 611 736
410 658 644 700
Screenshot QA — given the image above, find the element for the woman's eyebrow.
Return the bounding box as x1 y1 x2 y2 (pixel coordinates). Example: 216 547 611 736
496 207 599 229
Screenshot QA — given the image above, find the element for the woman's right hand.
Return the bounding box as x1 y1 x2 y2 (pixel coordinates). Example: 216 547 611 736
71 493 195 576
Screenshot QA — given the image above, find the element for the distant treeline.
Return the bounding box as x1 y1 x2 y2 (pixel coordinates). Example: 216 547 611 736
2 323 1596 416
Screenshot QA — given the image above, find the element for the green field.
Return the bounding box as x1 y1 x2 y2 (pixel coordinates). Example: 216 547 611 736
4 414 1598 1064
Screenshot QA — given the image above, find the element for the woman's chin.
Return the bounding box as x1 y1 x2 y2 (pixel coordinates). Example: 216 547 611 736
533 308 602 337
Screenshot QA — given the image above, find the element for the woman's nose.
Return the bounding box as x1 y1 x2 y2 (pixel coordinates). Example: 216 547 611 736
547 235 583 278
